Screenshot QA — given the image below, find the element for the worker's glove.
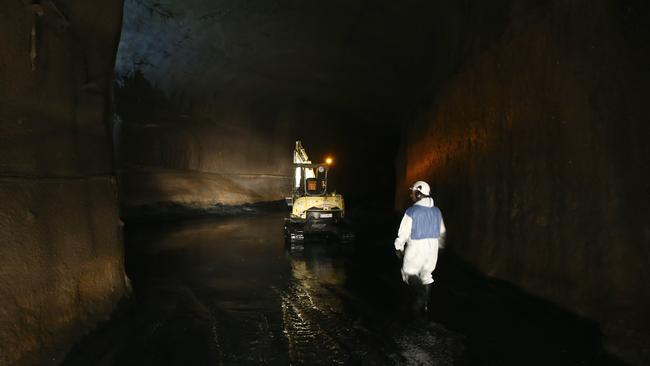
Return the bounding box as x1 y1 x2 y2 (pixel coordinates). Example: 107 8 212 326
438 236 447 253
395 249 404 259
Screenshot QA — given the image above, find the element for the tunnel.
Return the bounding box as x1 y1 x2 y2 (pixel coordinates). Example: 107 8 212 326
0 0 649 365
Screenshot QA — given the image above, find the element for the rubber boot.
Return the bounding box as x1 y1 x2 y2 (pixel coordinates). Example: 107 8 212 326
422 283 432 315
407 276 430 320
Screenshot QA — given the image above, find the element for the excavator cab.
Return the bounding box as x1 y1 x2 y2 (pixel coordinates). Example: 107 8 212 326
305 172 326 195
297 165 327 196
284 141 354 246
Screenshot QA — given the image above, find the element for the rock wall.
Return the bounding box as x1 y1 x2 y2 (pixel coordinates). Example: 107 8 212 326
0 1 126 364
115 77 296 212
396 1 649 363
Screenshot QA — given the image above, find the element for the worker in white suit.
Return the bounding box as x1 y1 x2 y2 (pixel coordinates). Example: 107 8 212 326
394 181 446 315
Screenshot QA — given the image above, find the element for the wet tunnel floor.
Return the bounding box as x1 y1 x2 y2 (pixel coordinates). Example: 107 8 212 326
63 211 623 366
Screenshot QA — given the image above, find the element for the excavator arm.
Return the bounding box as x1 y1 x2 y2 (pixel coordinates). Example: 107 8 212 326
293 140 315 190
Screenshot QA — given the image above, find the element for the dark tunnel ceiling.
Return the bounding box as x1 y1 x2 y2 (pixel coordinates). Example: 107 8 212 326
116 0 439 114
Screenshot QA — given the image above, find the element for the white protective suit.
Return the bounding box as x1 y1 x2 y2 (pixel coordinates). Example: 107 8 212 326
394 197 446 285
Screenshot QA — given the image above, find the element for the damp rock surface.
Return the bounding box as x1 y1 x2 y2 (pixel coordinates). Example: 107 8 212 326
0 1 126 365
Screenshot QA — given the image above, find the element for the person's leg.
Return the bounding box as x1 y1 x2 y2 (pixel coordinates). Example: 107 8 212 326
419 240 439 284
401 242 426 283
403 241 435 319
414 272 432 315
406 275 426 318
417 240 439 314
422 282 431 314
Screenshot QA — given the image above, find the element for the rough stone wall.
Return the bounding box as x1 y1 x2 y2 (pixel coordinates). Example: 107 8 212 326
396 1 649 363
0 1 126 365
115 82 296 212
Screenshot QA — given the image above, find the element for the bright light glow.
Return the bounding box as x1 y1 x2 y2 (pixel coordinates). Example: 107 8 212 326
325 157 333 165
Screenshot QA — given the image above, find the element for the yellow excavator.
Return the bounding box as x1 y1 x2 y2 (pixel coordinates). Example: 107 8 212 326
283 141 354 245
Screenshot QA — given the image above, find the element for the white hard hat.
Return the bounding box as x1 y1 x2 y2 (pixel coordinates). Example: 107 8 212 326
409 181 430 195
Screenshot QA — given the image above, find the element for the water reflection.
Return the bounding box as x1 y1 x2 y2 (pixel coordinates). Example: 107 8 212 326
287 245 347 287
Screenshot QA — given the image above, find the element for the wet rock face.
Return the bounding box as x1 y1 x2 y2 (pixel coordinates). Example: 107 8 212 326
0 1 126 365
396 1 650 363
